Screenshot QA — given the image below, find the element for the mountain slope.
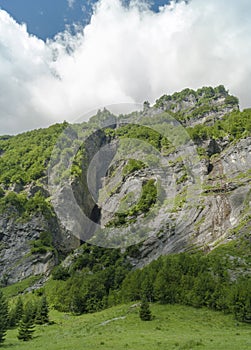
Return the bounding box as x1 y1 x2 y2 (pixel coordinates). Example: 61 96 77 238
0 85 250 287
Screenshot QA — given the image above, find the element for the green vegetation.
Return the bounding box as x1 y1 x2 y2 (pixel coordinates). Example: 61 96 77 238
0 86 250 348
154 85 241 132
0 291 51 345
2 276 42 299
3 304 251 350
155 87 197 109
225 95 239 106
113 120 189 156
35 296 49 325
107 179 157 227
45 243 131 314
0 123 68 186
5 239 246 326
30 231 54 255
139 298 152 321
8 296 24 328
0 289 8 344
171 191 186 212
0 97 248 227
122 159 146 177
0 190 54 220
51 266 70 281
115 124 162 151
17 301 35 341
176 168 188 185
132 179 157 214
121 244 251 323
188 108 251 142
1 238 250 347
0 85 244 223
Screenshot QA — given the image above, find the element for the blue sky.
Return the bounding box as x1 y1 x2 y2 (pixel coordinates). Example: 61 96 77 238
0 0 250 134
0 0 170 40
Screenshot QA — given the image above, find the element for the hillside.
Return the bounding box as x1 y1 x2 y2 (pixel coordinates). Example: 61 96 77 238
1 85 250 285
0 85 251 347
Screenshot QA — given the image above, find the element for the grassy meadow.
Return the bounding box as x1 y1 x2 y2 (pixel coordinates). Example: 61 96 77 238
3 303 251 350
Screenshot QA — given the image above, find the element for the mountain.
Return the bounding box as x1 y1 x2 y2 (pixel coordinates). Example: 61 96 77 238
0 85 250 290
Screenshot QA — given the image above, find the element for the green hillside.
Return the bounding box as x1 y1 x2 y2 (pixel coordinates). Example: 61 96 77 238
4 303 251 350
0 86 251 348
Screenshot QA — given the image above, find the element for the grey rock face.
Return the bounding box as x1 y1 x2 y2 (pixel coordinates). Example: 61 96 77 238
0 214 53 285
0 209 78 285
95 136 251 268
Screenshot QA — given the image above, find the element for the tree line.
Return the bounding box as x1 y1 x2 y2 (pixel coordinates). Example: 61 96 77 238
0 292 49 344
120 251 251 324
1 242 250 345
46 242 250 324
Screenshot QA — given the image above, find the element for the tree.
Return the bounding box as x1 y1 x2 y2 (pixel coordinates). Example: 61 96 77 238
0 290 8 344
141 273 154 302
232 279 251 323
17 302 35 341
143 101 150 111
8 296 23 328
139 298 152 321
35 296 49 324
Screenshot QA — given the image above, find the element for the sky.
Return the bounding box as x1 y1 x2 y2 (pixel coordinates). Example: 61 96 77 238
0 0 170 40
0 0 251 134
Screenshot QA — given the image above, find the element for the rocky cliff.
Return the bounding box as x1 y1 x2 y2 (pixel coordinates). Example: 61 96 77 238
0 85 250 286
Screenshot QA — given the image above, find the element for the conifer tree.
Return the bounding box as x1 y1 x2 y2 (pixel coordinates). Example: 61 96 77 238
8 296 23 328
8 309 16 329
0 290 8 344
17 301 35 341
35 296 49 325
139 297 152 321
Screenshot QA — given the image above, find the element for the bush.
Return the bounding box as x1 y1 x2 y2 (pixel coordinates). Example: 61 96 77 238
30 231 53 255
107 179 157 227
225 95 239 105
122 159 145 177
139 298 152 321
52 266 70 281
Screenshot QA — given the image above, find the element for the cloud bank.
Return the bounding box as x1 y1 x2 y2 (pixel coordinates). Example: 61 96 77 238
0 0 251 134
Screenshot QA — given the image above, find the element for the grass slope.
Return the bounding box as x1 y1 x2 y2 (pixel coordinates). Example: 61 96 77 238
4 304 251 350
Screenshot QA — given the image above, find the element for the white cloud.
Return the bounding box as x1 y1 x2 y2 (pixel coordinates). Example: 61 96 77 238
0 0 251 134
67 0 75 9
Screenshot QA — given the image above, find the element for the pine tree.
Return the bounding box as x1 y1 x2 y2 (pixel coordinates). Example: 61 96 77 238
139 298 152 321
8 309 16 329
15 296 24 322
0 290 8 344
8 296 23 328
141 274 154 302
17 301 35 341
35 296 49 325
